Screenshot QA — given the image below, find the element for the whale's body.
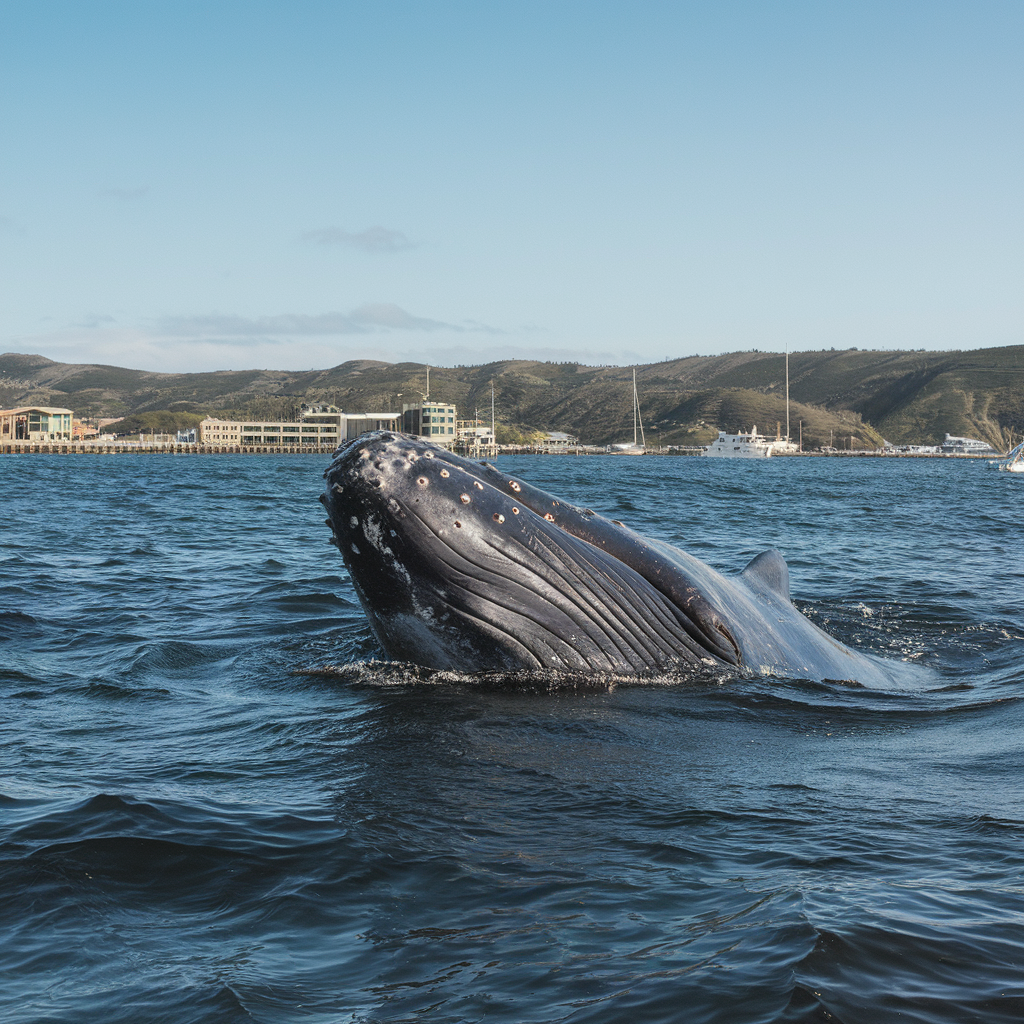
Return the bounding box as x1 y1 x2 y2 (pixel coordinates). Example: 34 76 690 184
322 432 897 685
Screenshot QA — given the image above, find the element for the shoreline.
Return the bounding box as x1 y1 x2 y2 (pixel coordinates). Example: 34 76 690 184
0 441 999 460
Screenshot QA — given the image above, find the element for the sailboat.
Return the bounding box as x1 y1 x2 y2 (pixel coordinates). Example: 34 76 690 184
769 346 799 454
996 439 1024 473
610 369 646 454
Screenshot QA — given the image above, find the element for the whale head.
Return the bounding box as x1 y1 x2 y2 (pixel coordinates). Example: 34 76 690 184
321 432 739 674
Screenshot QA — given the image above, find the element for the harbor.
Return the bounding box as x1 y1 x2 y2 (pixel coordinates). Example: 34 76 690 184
0 440 1006 458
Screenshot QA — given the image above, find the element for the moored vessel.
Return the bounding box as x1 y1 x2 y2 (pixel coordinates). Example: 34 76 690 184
703 426 776 458
610 369 646 454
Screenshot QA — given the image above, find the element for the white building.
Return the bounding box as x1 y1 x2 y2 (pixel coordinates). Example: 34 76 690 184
198 404 400 447
402 401 457 446
0 406 73 442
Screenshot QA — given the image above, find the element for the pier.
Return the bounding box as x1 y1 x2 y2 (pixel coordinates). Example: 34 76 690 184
0 442 341 456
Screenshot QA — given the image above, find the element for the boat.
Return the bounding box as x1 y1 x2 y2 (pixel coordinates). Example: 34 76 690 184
610 370 646 454
703 425 777 458
996 439 1024 473
702 347 799 458
941 434 1000 456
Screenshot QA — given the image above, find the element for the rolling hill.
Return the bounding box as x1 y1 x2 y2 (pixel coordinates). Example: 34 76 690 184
1 345 1021 450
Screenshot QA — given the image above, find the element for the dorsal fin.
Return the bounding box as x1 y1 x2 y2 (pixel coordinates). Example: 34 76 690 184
740 549 791 601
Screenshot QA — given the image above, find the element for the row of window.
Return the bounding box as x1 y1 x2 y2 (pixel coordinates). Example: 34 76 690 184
239 436 334 445
210 423 336 432
207 427 336 438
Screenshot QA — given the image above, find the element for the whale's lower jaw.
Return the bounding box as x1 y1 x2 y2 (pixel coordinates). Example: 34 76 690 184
321 432 721 674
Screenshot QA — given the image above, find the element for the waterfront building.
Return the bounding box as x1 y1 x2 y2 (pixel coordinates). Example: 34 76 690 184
72 419 99 441
197 404 400 446
456 418 496 455
402 401 457 446
537 431 580 452
0 406 73 442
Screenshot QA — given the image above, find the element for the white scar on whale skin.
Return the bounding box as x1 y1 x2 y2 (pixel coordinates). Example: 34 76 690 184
360 512 411 587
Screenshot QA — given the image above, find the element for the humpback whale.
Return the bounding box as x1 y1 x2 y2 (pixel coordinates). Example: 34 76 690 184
322 432 898 685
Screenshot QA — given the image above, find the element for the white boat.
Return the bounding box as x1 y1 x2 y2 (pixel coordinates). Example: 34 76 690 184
941 433 1000 456
703 425 777 458
703 347 799 458
610 370 646 454
768 430 800 455
996 439 1024 473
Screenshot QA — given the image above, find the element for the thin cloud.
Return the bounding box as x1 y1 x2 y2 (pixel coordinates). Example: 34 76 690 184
460 318 507 336
349 304 453 331
160 312 372 336
11 322 586 375
158 305 500 337
179 335 285 348
75 313 116 329
300 225 415 253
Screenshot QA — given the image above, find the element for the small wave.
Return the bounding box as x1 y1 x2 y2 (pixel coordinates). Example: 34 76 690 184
126 640 233 676
1 667 50 689
0 611 44 639
959 813 1024 835
67 680 173 701
794 919 1024 1024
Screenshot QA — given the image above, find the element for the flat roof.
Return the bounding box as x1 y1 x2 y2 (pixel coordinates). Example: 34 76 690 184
0 406 74 416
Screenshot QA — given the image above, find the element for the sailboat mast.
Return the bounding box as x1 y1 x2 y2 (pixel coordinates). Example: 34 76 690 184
632 369 646 449
633 369 638 446
785 347 790 442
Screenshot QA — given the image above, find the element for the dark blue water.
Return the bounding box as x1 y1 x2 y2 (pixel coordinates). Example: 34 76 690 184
2 452 1022 1023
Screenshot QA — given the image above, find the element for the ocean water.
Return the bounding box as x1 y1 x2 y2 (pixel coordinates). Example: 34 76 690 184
1 451 1022 1024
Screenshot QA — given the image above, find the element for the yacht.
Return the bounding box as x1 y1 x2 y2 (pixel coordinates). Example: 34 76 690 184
703 426 777 458
703 348 799 458
940 434 999 456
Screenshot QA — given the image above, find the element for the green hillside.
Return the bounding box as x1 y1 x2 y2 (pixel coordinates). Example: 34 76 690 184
2 345 1021 449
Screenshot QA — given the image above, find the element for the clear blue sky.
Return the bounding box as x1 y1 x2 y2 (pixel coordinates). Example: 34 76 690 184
1 1 1021 372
